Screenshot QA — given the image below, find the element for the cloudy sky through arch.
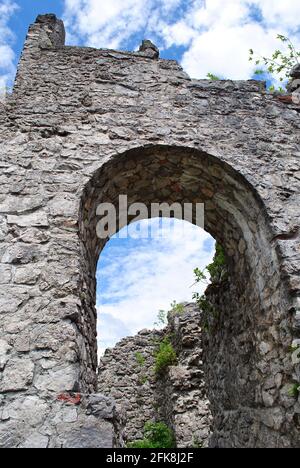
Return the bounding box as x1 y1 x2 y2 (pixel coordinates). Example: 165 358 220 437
97 219 215 355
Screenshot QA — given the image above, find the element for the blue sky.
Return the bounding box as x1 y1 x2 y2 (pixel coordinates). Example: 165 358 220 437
1 0 299 352
1 0 300 90
97 220 215 354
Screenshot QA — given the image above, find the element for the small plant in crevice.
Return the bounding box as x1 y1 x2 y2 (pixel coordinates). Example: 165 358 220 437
288 383 300 398
193 293 217 317
192 436 204 448
138 375 149 386
135 351 146 367
193 243 228 290
192 290 217 336
127 421 175 449
206 243 228 283
207 73 222 81
290 343 300 354
170 301 185 315
192 293 218 335
154 337 177 376
154 309 168 328
154 301 185 329
192 243 227 330
249 34 300 92
154 301 184 328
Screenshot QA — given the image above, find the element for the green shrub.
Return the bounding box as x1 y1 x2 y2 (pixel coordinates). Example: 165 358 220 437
170 301 185 314
288 383 300 398
128 422 175 449
154 338 177 375
154 302 185 328
249 34 300 91
128 439 154 448
154 309 168 327
139 375 149 386
193 243 227 290
206 243 227 281
135 352 146 367
192 244 226 330
207 73 221 81
192 436 204 448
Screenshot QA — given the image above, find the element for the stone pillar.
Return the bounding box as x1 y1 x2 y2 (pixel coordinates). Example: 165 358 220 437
14 14 65 91
0 15 115 448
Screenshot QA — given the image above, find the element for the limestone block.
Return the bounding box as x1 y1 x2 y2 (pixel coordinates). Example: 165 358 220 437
20 433 49 449
33 365 79 393
0 340 11 371
7 212 49 227
0 358 34 392
0 265 11 284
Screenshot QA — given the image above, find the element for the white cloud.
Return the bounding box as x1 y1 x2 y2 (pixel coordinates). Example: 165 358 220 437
0 0 18 91
182 23 282 80
180 0 300 80
251 0 300 31
97 219 215 353
97 313 132 356
63 0 199 48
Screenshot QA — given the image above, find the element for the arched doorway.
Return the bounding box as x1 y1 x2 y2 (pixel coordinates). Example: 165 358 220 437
96 217 215 353
79 145 295 447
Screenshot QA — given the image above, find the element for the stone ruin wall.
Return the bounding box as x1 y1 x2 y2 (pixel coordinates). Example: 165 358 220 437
98 304 212 448
0 13 299 447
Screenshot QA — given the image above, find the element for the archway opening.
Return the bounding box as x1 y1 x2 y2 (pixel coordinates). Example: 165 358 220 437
79 145 286 447
96 218 215 355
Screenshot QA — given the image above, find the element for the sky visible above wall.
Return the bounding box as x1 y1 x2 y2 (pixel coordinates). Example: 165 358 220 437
1 0 299 352
1 0 300 89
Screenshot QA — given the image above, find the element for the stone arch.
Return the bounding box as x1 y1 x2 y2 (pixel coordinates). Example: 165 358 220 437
0 13 299 448
79 144 293 447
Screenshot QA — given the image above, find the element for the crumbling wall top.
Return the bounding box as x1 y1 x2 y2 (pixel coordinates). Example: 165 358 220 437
24 13 65 51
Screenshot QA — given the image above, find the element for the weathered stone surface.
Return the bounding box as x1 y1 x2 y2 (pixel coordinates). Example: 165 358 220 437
61 423 114 449
98 306 212 448
7 212 49 227
287 79 300 93
290 64 300 79
0 265 11 284
138 39 159 59
0 358 34 392
0 340 11 371
20 433 49 449
0 13 299 448
86 394 115 419
0 392 124 448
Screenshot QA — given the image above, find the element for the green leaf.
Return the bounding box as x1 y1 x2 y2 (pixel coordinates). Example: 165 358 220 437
207 72 221 81
254 69 265 75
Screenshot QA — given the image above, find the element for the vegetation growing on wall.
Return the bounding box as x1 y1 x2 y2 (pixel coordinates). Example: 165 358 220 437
154 337 177 375
192 243 227 332
206 243 227 282
249 34 300 92
207 73 221 81
154 302 185 328
135 352 146 367
127 422 175 449
288 383 300 398
208 34 299 93
135 352 149 385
